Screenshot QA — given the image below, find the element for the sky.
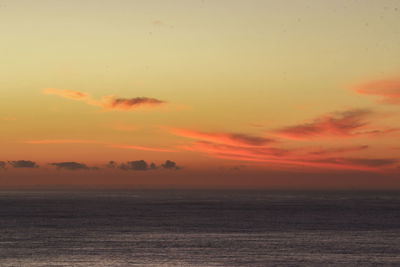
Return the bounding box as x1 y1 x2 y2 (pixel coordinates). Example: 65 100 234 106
1 0 400 189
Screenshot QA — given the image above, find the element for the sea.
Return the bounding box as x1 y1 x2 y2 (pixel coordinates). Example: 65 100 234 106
0 189 399 266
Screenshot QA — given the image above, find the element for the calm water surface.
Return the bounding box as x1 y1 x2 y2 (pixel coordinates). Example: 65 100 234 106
0 190 399 266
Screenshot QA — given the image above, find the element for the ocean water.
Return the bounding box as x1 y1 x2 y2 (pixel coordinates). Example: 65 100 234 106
0 189 399 266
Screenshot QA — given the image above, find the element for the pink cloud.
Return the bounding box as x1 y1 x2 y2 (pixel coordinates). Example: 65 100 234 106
212 154 381 172
354 78 400 104
168 128 274 147
182 141 395 172
275 109 373 140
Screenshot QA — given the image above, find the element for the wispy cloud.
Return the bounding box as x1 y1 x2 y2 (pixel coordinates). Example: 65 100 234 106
109 144 175 152
168 128 274 147
308 145 369 156
208 153 382 172
111 123 139 132
43 88 166 111
274 109 373 140
44 88 90 100
182 141 289 159
354 78 400 104
24 138 175 153
314 157 398 168
249 123 264 128
357 128 400 137
181 139 396 172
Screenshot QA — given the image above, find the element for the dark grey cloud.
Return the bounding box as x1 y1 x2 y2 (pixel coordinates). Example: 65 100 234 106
120 160 149 171
229 134 274 146
106 161 117 168
309 145 369 156
107 97 166 110
344 158 398 167
8 160 39 168
150 162 157 170
0 161 6 170
49 162 91 170
315 157 398 167
230 165 246 171
107 160 178 171
162 160 180 170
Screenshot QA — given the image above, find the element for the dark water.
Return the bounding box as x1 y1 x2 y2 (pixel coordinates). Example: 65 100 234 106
0 190 399 266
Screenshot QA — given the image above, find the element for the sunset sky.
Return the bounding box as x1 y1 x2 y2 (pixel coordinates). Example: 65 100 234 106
1 0 400 188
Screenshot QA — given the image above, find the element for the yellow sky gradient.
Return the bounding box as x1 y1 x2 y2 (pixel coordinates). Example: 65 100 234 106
1 0 400 188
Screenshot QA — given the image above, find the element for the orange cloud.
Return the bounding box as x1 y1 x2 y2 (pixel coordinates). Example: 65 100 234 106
43 88 166 111
354 78 400 104
168 128 274 147
274 109 373 140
